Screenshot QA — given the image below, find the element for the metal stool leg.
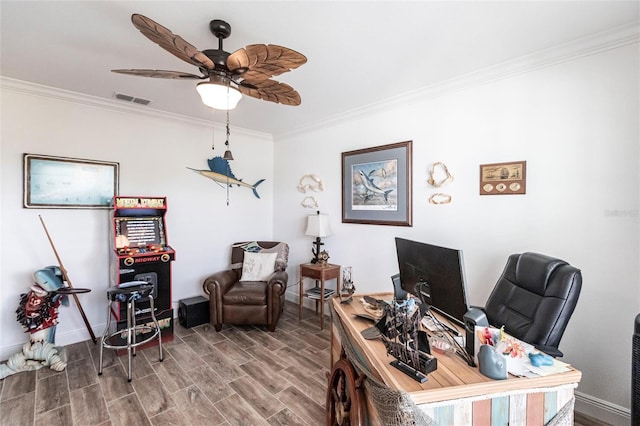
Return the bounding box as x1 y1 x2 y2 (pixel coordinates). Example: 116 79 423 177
98 301 113 376
126 299 133 382
148 295 163 362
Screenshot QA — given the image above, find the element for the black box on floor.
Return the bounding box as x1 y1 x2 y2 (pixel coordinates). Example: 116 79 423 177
178 296 209 328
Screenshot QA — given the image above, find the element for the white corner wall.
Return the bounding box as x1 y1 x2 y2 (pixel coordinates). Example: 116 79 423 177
0 81 275 358
274 43 639 423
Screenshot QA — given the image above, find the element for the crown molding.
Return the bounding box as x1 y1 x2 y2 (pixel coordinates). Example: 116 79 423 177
0 77 271 140
276 21 639 140
2 21 637 142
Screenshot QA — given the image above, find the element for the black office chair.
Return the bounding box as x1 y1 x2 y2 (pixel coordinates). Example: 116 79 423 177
479 252 582 357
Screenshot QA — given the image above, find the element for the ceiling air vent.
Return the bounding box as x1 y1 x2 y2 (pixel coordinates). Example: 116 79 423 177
113 92 151 106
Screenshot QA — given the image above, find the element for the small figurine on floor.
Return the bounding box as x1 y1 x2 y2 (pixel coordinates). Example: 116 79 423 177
0 266 72 379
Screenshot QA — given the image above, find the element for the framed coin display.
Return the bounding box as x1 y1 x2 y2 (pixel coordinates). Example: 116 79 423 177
479 161 526 195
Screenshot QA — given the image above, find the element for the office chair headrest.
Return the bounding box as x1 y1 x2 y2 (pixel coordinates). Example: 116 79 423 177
514 252 570 295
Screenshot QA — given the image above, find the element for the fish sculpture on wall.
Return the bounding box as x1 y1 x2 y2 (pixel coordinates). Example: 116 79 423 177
188 157 265 199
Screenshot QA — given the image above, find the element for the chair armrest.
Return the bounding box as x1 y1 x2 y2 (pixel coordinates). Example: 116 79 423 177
266 270 289 295
202 269 239 296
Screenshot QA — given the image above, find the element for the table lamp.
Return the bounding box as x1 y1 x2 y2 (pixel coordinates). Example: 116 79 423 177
305 211 332 264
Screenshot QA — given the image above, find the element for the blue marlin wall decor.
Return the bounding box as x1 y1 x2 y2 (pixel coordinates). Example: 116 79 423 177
188 157 265 201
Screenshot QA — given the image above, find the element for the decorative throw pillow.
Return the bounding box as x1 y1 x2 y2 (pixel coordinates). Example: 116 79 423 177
240 251 278 282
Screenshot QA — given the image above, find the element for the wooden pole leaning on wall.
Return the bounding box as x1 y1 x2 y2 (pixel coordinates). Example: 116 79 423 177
39 215 97 344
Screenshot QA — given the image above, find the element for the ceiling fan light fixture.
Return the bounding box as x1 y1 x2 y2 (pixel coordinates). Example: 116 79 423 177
196 78 242 110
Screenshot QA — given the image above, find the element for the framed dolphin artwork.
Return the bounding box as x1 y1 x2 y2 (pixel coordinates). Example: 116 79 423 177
342 141 412 226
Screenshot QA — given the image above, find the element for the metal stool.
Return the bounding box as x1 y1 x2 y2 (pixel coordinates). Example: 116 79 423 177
98 281 163 381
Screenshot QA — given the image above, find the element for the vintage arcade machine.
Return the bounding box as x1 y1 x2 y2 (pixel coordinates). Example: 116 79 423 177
110 196 175 346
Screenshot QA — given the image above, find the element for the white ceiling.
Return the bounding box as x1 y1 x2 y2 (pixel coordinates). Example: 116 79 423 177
1 1 638 136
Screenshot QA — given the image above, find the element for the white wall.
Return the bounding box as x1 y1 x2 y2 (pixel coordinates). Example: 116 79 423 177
0 40 637 425
275 43 639 422
0 80 275 357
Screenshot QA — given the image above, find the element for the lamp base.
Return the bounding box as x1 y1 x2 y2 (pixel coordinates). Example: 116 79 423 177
310 237 324 264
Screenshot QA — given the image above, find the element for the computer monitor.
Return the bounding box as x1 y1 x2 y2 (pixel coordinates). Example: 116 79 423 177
394 237 470 328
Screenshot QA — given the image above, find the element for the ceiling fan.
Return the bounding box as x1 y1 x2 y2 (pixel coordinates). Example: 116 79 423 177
112 14 307 109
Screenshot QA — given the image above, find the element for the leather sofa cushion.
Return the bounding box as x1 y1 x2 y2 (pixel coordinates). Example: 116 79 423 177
223 281 267 305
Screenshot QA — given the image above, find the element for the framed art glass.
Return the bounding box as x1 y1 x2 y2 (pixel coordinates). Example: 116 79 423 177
24 153 119 209
342 141 412 226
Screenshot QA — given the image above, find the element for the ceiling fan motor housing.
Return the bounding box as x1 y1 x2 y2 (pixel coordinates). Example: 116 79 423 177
202 49 231 71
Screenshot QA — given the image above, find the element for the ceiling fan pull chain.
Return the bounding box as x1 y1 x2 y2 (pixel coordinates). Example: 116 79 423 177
223 106 234 161
226 106 231 206
211 108 216 150
226 107 230 143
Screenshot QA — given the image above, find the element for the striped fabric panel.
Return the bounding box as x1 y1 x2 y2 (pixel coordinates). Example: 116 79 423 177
453 400 473 425
434 404 455 424
556 387 573 410
544 391 558 424
421 388 570 425
491 395 510 425
508 393 527 425
472 399 492 425
526 392 545 424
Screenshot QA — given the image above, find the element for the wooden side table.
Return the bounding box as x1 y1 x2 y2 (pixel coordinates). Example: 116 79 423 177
299 263 341 330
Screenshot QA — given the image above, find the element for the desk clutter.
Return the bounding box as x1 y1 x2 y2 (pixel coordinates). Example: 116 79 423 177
357 295 572 382
360 296 437 383
473 325 572 379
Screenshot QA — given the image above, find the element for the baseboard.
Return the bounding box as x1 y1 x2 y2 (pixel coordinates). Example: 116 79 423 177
575 391 629 425
0 323 108 362
1 310 181 362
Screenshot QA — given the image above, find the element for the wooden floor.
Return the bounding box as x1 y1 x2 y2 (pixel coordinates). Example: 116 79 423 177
0 302 330 426
0 301 613 426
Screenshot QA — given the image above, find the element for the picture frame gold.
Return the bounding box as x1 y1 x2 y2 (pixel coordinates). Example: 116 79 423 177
23 153 119 209
479 161 526 195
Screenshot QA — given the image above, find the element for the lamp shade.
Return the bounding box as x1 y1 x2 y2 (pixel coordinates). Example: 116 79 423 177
305 214 332 238
196 81 242 110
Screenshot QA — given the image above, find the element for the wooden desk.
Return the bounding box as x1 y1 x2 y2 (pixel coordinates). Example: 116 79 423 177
299 263 340 330
330 293 582 425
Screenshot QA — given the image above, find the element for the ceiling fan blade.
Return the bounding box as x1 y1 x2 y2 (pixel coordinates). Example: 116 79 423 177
131 14 215 70
239 79 302 106
112 69 205 79
227 44 306 82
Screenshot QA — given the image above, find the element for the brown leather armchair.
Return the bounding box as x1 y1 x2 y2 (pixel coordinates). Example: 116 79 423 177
202 241 289 332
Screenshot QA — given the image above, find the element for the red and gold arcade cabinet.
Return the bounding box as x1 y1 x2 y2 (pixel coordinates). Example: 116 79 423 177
110 196 175 345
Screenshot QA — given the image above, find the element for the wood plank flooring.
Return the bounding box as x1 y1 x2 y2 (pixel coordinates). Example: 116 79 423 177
0 300 614 425
0 302 329 426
